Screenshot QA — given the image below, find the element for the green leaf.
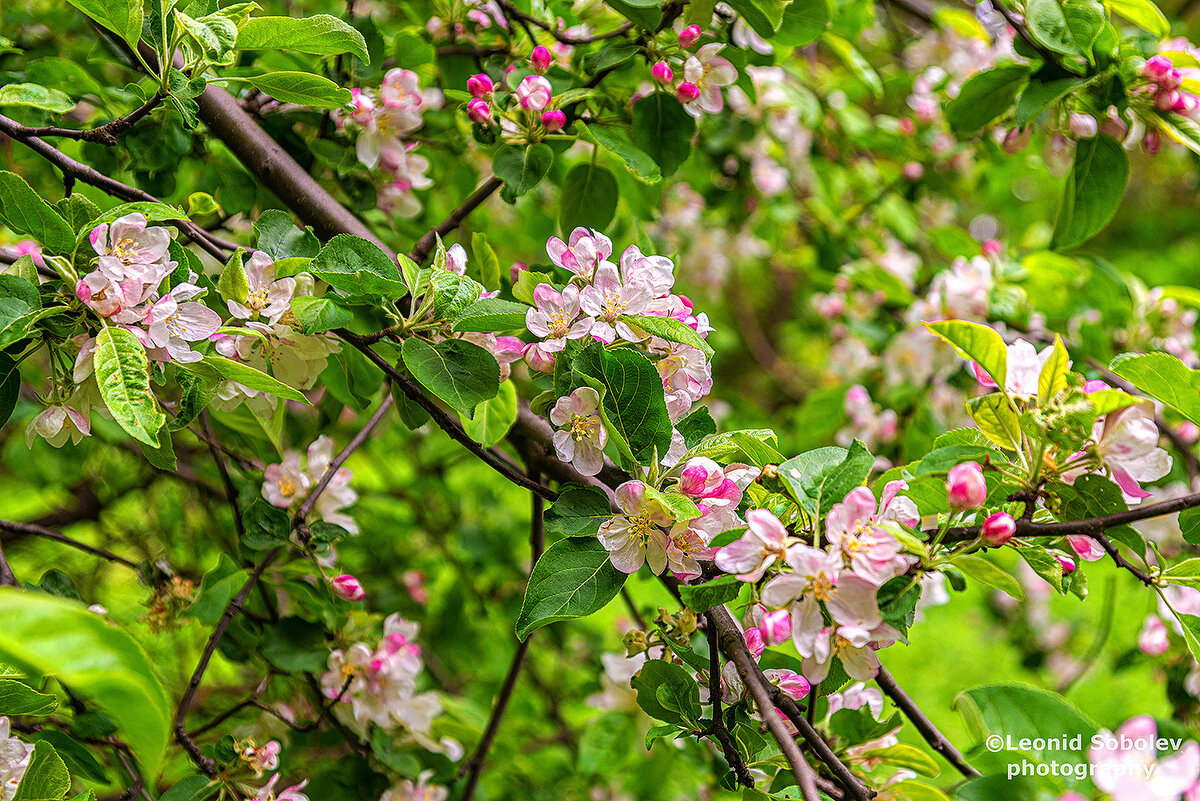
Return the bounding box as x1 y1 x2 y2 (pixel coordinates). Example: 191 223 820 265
0 84 74 113
65 0 142 47
261 617 328 673
461 380 517 447
470 232 501 289
246 72 352 109
429 270 483 320
291 297 355 334
573 346 673 462
1164 558 1200 586
451 297 529 332
631 93 695 179
966 395 1023 450
311 234 405 295
1038 336 1069 404
0 591 172 776
924 320 1007 388
604 0 663 27
544 485 613 539
0 679 58 716
1180 507 1200 546
678 574 744 612
576 122 662 184
953 555 1024 601
630 659 702 726
493 144 554 199
946 63 1031 136
160 776 217 801
1026 0 1106 62
1016 77 1088 127
254 210 320 259
619 315 714 358
93 327 164 447
1052 134 1129 250
822 34 884 98
515 538 626 640
677 406 716 448
236 14 370 62
200 355 310 404
401 338 500 416
727 0 793 37
778 446 848 515
955 684 1097 768
12 741 70 801
1106 0 1168 34
1109 351 1200 425
217 251 249 305
817 440 874 518
560 164 618 235
775 0 832 46
0 172 75 255
30 731 106 784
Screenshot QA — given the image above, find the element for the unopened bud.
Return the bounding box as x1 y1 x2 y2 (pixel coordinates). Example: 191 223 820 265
1068 112 1097 139
331 574 365 602
466 97 492 124
678 24 702 48
467 73 494 98
530 45 552 74
651 60 674 84
541 109 566 131
676 82 700 103
982 512 1016 546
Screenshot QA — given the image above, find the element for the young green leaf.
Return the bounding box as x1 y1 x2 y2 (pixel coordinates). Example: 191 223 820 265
246 72 352 109
515 538 626 640
93 327 165 447
236 15 370 62
401 338 500 417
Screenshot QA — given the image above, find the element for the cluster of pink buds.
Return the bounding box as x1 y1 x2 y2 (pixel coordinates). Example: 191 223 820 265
1144 55 1193 113
465 48 567 134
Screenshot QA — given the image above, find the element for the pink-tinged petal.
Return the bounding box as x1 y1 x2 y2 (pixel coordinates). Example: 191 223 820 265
827 486 877 535
790 596 826 658
1110 465 1152 499
646 533 668 575
1066 534 1106 562
1154 741 1200 796
574 442 603 477
827 575 882 629
840 644 882 681
715 536 765 578
532 282 562 309
615 480 647 514
761 573 808 607
972 361 998 388
746 508 788 548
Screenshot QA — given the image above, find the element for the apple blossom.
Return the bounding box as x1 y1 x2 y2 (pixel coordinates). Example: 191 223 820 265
242 740 281 774
1144 128 1162 155
228 252 296 323
253 774 309 801
763 668 810 701
549 387 608 476
1089 401 1172 500
597 481 673 574
946 461 987 509
525 283 593 351
0 717 33 800
515 75 552 110
380 771 448 801
466 98 492 124
1088 716 1200 801
760 608 791 646
681 44 737 115
546 227 613 277
89 213 171 276
744 626 766 657
467 73 494 98
541 109 566 131
530 45 552 73
824 484 917 584
522 341 555 372
331 574 366 602
973 339 1055 395
578 264 654 344
25 402 91 449
982 511 1016 546
715 508 789 581
678 24 702 47
1139 615 1170 656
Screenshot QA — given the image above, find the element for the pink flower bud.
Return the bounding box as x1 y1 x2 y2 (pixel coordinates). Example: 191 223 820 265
510 261 528 284
331 574 365 602
467 73 494 98
1143 128 1162 156
678 24 702 48
1143 54 1173 82
902 161 924 180
1099 107 1128 140
773 669 810 701
676 82 700 103
541 109 566 131
982 512 1016 546
1177 93 1200 116
515 75 552 110
466 97 493 124
761 609 791 646
523 342 555 373
651 60 674 84
898 117 916 135
403 570 428 603
1068 112 1097 139
1163 68 1184 91
530 45 553 74
1002 127 1031 154
1156 88 1179 111
946 462 987 510
1057 554 1076 574
1138 615 1169 656
981 239 1002 258
744 626 766 658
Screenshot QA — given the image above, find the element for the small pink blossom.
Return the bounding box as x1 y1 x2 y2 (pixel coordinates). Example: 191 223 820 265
1088 716 1200 801
1138 615 1170 656
744 627 766 657
525 283 593 351
515 75 552 110
549 387 607 476
715 508 788 582
946 462 987 510
331 574 366 602
597 481 673 574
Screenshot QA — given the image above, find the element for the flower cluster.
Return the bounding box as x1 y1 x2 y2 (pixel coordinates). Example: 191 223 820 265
346 69 442 217
319 615 456 757
650 37 738 117
598 458 757 578
262 435 359 534
717 484 918 682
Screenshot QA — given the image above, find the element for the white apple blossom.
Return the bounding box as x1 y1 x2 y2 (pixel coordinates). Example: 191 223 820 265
597 481 673 574
549 387 607 476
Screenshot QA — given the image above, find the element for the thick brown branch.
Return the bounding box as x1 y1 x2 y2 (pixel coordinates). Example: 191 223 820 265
703 612 755 788
875 666 979 777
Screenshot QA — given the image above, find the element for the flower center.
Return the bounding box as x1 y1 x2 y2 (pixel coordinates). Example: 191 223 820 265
164 312 189 338
809 572 834 601
113 237 139 263
628 513 655 545
247 287 270 311
548 309 571 337
600 289 627 320
570 414 596 442
278 475 296 497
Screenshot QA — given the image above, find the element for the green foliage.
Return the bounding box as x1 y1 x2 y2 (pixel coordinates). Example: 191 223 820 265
515 537 626 640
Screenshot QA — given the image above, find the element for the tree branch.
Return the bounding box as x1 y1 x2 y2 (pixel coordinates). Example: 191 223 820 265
874 666 979 777
5 91 166 146
0 519 140 571
702 613 755 788
408 176 503 264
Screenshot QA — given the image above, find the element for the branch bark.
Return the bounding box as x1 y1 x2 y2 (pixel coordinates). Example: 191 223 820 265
875 666 979 778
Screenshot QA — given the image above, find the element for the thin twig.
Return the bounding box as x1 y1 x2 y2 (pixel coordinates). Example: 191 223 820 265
875 666 979 778
7 91 166 145
295 393 394 525
408 176 503 265
493 0 632 43
200 412 245 541
703 613 755 787
0 519 140 570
